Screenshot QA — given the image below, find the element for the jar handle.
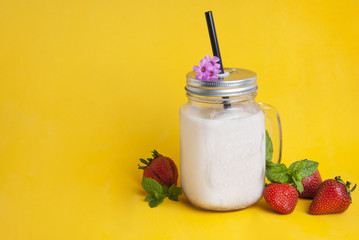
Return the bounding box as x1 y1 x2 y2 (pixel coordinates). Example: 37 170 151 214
259 103 282 163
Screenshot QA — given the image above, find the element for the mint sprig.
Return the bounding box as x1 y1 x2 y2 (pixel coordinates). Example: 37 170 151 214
141 177 182 208
145 195 164 208
266 163 290 184
265 131 319 193
168 185 183 201
288 160 318 179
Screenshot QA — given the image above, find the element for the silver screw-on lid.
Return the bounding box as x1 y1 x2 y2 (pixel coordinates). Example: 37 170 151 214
185 68 258 97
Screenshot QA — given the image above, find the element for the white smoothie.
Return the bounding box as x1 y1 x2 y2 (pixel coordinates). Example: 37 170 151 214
180 104 266 211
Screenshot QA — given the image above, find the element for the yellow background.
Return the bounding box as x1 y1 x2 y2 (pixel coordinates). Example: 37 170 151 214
0 0 358 239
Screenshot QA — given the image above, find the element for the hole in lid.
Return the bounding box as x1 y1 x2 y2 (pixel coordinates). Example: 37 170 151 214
216 71 230 78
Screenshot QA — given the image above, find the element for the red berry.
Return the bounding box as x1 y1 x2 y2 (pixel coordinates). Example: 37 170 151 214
263 183 299 214
299 169 322 199
139 150 178 188
309 176 356 215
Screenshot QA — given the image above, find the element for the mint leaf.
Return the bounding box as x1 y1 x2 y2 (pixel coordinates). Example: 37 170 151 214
141 177 183 207
290 175 304 193
149 198 164 208
266 163 290 183
266 130 273 165
142 177 174 208
288 159 319 179
168 185 182 201
145 195 156 202
146 195 165 208
142 177 168 198
294 180 304 193
265 167 275 183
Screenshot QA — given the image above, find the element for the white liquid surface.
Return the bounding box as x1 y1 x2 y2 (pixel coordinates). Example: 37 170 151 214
180 105 266 211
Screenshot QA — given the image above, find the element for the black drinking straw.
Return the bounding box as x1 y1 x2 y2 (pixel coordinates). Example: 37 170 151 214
205 11 224 74
205 11 231 109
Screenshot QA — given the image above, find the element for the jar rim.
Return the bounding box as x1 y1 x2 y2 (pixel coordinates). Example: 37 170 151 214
185 68 258 97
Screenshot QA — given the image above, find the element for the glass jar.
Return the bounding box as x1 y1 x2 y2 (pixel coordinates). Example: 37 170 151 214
179 68 282 211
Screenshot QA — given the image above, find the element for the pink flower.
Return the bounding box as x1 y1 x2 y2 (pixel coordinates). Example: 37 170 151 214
205 54 221 70
208 67 221 80
193 55 221 81
193 58 213 80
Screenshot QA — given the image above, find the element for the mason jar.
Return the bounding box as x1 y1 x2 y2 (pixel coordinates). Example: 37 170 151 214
179 68 282 211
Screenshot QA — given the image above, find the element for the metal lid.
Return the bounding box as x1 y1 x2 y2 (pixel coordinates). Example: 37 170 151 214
185 68 258 97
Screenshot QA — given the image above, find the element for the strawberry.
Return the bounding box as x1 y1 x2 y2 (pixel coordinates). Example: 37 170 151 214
138 150 178 188
263 183 299 214
299 169 322 199
309 176 356 215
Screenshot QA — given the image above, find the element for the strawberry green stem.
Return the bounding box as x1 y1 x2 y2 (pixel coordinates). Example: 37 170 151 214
335 176 356 203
